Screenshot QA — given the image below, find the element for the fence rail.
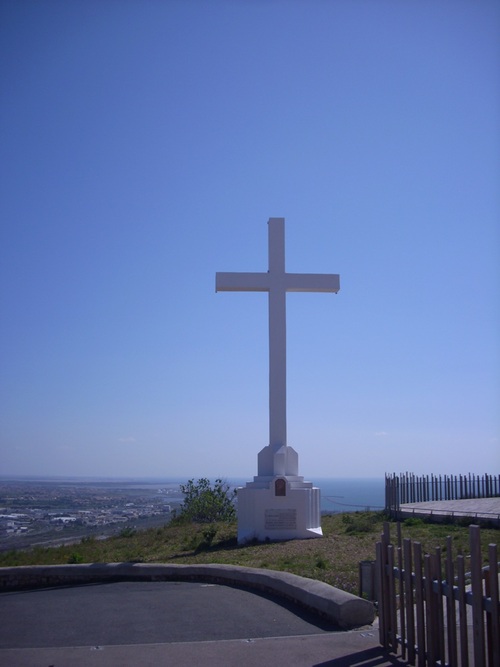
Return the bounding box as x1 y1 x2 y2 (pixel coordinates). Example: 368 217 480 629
385 473 500 518
376 522 499 666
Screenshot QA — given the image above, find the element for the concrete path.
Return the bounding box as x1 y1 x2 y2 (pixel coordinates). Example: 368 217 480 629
0 581 404 666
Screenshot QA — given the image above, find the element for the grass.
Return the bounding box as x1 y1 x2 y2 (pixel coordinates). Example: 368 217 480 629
1 512 497 596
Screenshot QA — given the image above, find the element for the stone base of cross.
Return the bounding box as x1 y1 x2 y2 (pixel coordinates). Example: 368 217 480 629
237 445 323 543
216 218 339 543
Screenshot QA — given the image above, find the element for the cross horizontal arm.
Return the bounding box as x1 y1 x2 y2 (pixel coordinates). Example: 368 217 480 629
284 273 340 293
216 272 270 292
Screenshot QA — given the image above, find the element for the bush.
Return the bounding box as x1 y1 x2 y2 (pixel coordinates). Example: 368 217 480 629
68 552 84 563
177 478 236 524
315 555 329 569
189 526 219 553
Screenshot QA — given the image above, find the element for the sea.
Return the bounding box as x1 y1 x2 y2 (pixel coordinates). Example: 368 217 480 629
229 476 385 513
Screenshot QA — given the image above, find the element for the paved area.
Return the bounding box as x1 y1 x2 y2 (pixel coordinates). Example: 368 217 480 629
399 497 500 521
0 581 335 648
0 581 403 666
0 634 403 667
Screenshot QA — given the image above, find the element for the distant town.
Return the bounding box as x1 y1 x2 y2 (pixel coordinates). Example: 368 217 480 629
0 477 185 552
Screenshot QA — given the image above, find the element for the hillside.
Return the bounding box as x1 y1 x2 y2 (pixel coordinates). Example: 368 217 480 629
1 512 497 596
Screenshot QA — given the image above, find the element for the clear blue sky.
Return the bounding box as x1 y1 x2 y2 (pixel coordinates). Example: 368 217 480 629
1 0 499 480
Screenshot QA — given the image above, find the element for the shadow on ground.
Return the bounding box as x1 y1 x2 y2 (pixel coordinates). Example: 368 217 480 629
315 645 404 666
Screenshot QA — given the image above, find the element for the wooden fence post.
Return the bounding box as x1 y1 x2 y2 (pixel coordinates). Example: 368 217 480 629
434 547 445 662
404 537 416 664
445 536 458 666
413 541 426 667
377 523 391 648
457 554 469 667
485 543 499 666
397 523 406 661
388 544 398 653
470 525 485 666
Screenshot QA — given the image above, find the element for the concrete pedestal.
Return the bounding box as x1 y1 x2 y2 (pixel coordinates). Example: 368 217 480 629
237 445 322 544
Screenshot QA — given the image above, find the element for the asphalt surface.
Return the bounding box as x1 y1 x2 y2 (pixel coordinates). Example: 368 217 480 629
0 581 335 649
0 580 403 666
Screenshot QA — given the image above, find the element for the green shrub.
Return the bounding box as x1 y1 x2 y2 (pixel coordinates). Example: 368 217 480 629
68 552 84 564
177 478 236 523
315 555 329 569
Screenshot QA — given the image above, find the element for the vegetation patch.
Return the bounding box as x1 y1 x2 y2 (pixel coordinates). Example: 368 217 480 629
1 513 497 596
174 478 236 524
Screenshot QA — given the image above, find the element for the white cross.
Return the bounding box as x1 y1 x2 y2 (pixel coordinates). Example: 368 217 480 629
216 218 340 453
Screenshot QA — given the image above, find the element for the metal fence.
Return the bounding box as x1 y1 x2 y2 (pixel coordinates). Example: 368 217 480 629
385 473 500 518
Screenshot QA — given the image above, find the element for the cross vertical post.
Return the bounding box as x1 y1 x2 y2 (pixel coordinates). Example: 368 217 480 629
268 218 287 451
216 217 339 455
